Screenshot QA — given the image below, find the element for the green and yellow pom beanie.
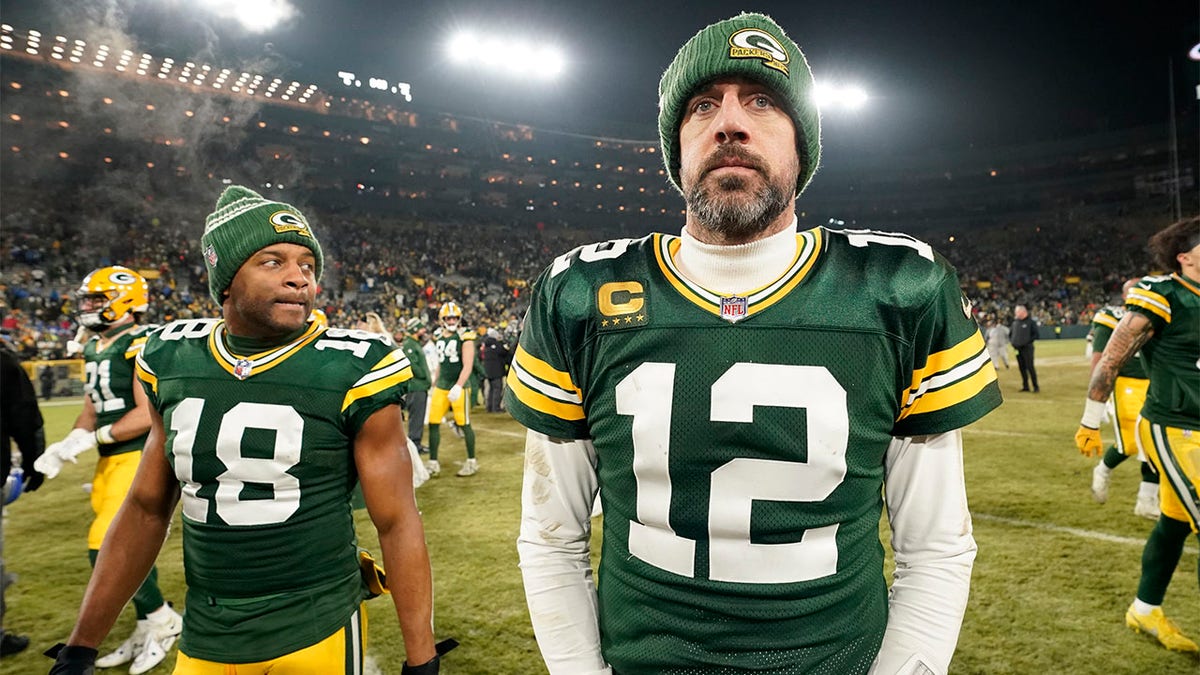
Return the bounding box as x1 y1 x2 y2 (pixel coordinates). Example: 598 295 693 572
201 185 324 303
658 12 821 197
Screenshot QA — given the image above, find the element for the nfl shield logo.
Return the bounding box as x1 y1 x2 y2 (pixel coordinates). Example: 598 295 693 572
204 244 219 267
720 295 748 323
233 359 253 380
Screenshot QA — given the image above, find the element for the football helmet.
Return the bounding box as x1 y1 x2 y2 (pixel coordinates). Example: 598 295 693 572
76 266 149 329
438 302 463 331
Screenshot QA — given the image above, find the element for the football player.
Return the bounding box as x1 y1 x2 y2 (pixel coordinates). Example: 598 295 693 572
1075 216 1200 654
400 317 433 454
48 187 444 674
35 266 182 674
425 302 479 477
1086 279 1159 519
509 13 1001 674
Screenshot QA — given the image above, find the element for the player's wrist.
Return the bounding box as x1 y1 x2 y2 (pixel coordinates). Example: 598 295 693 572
1079 398 1105 428
95 424 116 445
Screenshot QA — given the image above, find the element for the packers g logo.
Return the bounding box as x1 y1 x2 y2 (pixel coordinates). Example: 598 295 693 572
108 270 138 286
728 28 790 75
269 210 312 237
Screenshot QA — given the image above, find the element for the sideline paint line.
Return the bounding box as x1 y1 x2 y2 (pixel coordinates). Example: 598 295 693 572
974 512 1199 555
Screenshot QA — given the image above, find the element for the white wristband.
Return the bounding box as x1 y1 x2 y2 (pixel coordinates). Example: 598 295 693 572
95 424 116 445
1079 398 1106 429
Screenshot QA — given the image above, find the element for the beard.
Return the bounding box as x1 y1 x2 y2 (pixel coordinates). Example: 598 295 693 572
683 147 796 241
229 293 313 338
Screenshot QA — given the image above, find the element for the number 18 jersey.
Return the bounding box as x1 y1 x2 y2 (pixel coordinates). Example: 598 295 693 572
135 319 412 662
506 227 1002 674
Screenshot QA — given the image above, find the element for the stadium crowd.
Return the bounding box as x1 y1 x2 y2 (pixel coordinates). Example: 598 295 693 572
0 185 1177 363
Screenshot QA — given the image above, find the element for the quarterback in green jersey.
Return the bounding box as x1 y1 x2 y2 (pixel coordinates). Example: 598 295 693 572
50 187 444 675
509 13 1001 675
1085 280 1159 519
1076 216 1200 655
35 266 182 674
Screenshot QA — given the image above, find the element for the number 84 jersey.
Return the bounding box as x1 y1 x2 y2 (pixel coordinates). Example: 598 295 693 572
506 226 1002 674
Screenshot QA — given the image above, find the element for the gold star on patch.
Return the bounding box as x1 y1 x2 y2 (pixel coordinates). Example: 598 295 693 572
636 314 645 322
601 319 609 327
624 316 633 324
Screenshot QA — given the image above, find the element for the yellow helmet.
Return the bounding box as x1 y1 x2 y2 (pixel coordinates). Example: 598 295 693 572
77 266 149 329
438 301 463 330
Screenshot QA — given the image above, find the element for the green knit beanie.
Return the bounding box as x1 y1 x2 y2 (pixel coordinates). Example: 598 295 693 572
201 186 324 303
658 12 821 197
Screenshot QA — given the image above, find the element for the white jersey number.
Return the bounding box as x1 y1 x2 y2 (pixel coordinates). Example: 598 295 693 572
170 398 303 526
616 362 848 584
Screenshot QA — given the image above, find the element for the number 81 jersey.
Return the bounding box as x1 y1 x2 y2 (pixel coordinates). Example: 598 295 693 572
135 319 411 660
506 227 1002 674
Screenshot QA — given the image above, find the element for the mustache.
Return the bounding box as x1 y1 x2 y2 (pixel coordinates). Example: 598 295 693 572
701 146 767 177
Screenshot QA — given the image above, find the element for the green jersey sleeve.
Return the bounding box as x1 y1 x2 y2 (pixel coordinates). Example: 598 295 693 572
338 338 412 435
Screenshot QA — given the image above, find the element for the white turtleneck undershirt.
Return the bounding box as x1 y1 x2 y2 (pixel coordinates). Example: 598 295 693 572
674 217 799 295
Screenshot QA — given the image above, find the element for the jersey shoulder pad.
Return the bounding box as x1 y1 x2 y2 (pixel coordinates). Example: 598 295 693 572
1126 275 1177 323
534 235 655 319
459 328 478 341
1091 305 1121 330
823 227 954 308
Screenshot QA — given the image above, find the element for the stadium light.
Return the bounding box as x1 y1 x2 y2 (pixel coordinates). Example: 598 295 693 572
813 82 869 111
197 0 298 33
445 30 566 80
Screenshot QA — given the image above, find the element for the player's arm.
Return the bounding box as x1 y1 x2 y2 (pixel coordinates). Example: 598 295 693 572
516 430 610 675
456 338 475 389
73 394 98 432
1075 312 1153 455
90 373 153 445
65 404 179 648
873 431 975 675
354 403 438 668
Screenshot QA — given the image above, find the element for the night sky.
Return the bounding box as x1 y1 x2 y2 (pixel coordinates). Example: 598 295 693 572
6 0 1199 164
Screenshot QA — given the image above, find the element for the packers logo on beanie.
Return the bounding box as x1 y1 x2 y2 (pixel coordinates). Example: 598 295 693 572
658 12 821 197
201 185 324 303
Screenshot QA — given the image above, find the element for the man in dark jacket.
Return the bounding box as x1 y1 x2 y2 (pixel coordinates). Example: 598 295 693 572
400 317 433 452
1 343 46 657
1010 305 1040 392
480 329 511 413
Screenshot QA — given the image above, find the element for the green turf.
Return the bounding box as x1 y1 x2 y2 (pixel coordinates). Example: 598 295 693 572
4 338 1197 673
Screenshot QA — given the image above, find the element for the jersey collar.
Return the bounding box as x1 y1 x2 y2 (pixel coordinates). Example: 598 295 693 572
653 226 824 320
208 319 326 380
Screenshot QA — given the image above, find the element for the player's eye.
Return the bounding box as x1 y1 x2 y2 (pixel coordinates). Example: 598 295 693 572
690 99 715 114
750 94 773 109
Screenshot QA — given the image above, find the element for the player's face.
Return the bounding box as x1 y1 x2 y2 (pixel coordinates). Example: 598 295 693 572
679 77 799 243
224 243 317 339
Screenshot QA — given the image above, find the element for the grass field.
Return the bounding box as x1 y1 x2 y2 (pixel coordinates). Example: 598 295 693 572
3 338 1198 674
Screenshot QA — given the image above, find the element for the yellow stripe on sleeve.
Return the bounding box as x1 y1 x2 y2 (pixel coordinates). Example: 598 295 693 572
124 337 148 360
342 366 412 412
134 361 158 394
898 362 997 420
904 332 987 400
513 345 581 397
1092 313 1118 330
506 368 586 421
1126 289 1171 323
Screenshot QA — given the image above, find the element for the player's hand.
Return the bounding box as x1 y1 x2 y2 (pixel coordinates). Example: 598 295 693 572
447 384 463 403
45 643 98 674
401 639 459 675
33 450 65 480
1074 426 1102 457
58 428 98 463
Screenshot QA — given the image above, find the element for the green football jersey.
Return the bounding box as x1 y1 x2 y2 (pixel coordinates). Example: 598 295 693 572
433 327 476 389
506 227 1002 674
401 335 432 391
1090 306 1147 379
1125 273 1200 427
135 319 412 662
84 324 156 456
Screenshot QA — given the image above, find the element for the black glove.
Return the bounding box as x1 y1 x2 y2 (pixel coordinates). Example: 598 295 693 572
44 643 97 675
23 469 45 493
401 638 459 675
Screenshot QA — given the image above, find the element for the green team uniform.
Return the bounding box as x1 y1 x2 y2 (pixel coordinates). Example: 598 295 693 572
401 335 432 391
84 324 156 455
433 327 476 389
1090 306 1148 379
506 227 1002 674
1125 274 1200 427
135 318 412 662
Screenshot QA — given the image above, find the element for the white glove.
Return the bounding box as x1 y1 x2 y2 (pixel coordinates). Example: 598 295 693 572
447 384 463 403
33 451 65 480
55 428 98 465
66 326 91 357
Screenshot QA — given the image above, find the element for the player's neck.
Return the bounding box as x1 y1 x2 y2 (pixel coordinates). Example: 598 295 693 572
222 322 309 355
95 321 135 349
675 217 799 295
